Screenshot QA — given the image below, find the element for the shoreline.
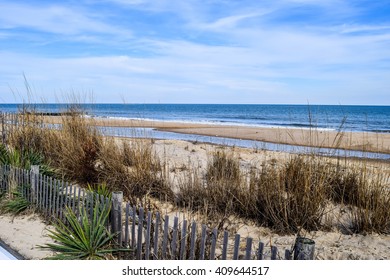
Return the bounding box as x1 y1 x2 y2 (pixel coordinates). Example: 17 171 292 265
44 116 390 155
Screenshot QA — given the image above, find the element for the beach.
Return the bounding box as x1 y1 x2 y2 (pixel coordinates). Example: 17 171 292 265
1 136 390 260
1 113 390 260
0 213 53 260
44 116 390 154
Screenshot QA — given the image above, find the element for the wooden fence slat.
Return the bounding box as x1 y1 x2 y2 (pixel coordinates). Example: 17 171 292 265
69 183 73 212
124 203 130 248
245 237 253 260
49 177 53 218
137 208 144 260
131 206 136 249
199 224 207 260
25 169 27 195
145 212 152 260
21 169 25 198
179 219 187 260
285 249 291 260
153 212 160 260
257 242 264 260
79 186 86 221
72 185 77 214
59 181 66 221
222 231 229 260
75 187 81 218
63 182 69 214
14 167 18 190
19 168 22 190
271 246 278 260
43 175 47 215
171 216 179 260
28 171 32 201
233 234 241 260
23 170 26 200
21 169 24 200
55 179 60 217
57 179 62 218
210 228 218 260
0 165 4 192
19 168 23 200
111 192 123 245
30 166 39 205
105 197 110 228
28 170 32 203
52 179 58 218
40 175 45 211
189 221 197 260
45 176 49 215
27 170 30 200
35 172 38 208
56 180 61 219
162 215 169 259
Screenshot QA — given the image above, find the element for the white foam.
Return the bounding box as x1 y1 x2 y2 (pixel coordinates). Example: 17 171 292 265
93 116 337 132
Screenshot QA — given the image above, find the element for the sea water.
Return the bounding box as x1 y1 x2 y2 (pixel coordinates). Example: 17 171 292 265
0 103 388 133
1 104 389 159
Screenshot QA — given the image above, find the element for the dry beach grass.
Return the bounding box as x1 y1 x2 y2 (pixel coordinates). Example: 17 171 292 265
1 109 390 259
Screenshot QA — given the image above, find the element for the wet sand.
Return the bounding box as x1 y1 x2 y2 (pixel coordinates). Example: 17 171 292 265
44 116 390 154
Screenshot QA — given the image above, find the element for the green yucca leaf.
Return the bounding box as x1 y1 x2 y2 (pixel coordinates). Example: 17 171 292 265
1 192 30 214
39 201 127 260
86 182 111 199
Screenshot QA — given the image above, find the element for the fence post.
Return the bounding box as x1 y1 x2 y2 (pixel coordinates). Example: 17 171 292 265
1 112 6 144
111 191 123 245
30 165 39 204
293 237 315 260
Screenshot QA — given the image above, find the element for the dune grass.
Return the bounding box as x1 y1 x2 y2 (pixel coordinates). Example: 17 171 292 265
2 108 390 235
3 109 172 205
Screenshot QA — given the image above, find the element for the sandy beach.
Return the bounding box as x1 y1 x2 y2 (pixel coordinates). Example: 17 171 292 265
0 213 53 260
1 115 389 260
1 136 390 259
43 116 390 154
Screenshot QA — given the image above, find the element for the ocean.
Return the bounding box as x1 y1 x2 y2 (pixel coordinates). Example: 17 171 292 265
1 103 389 159
0 103 389 133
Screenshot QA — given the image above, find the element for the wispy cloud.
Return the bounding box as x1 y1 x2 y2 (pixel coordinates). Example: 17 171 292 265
0 2 131 37
0 0 389 104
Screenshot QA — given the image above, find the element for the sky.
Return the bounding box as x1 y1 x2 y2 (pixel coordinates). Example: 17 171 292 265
0 0 389 104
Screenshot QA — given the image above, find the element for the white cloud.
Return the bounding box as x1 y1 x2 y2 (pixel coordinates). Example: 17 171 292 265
0 2 131 37
0 0 389 104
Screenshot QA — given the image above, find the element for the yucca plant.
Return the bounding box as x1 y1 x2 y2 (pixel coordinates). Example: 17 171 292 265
0 144 54 176
40 201 124 260
1 191 30 214
87 182 112 199
0 182 31 215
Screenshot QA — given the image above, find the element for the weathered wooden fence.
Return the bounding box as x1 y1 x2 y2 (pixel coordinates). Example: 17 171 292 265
0 164 315 260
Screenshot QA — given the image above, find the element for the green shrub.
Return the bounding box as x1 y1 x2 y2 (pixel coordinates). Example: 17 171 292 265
87 182 112 199
40 202 125 260
0 189 30 215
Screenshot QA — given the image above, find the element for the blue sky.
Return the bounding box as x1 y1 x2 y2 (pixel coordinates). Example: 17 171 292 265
0 0 389 104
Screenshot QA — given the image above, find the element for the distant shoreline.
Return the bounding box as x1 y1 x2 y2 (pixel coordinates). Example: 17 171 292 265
2 103 389 134
43 116 390 155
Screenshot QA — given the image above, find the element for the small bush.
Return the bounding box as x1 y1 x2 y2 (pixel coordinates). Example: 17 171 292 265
0 188 30 215
40 202 125 260
87 182 112 198
177 151 242 216
348 171 390 234
251 156 329 233
2 195 30 214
